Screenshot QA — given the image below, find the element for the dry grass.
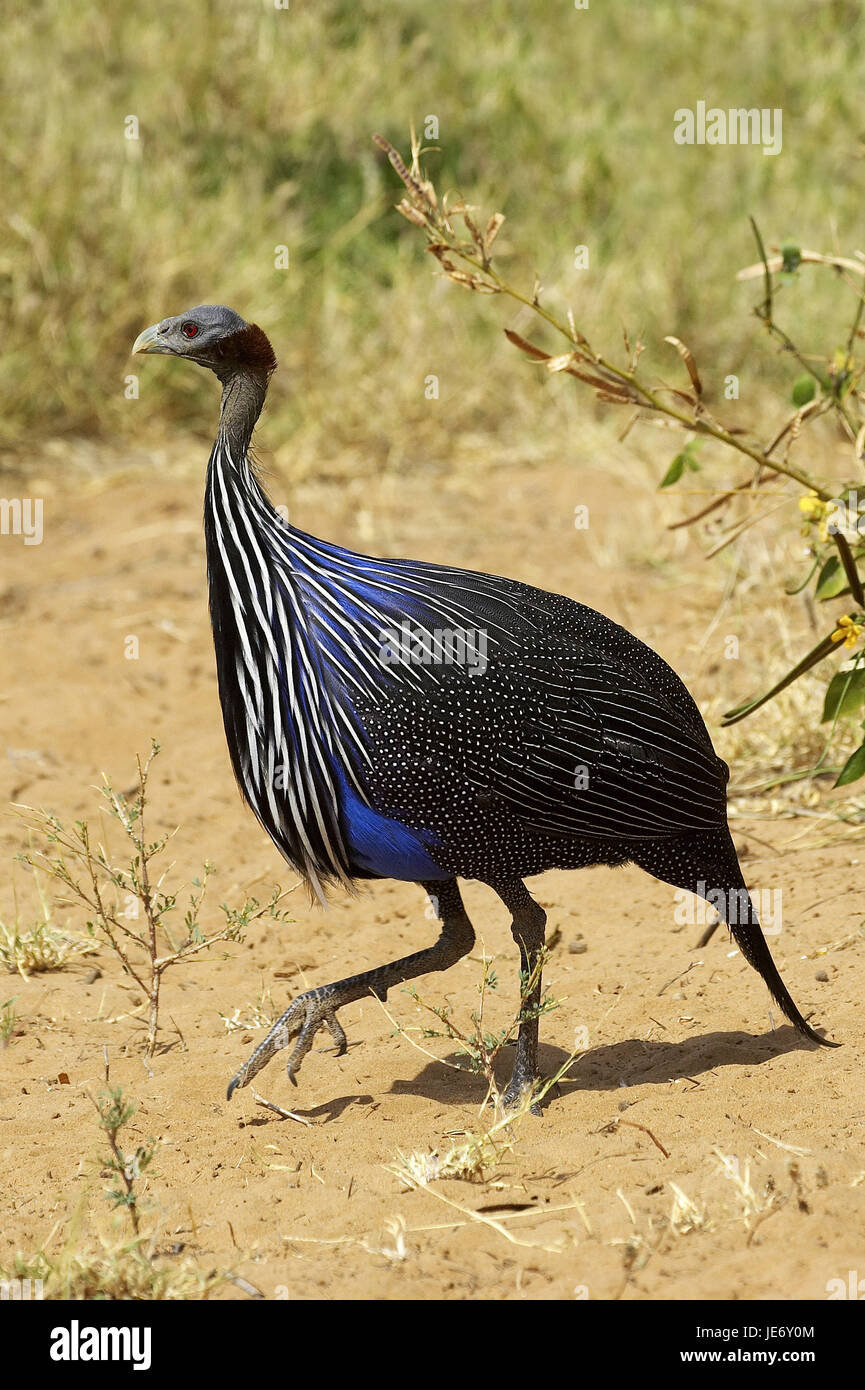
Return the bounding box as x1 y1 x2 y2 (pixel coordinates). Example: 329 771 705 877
0 866 95 978
2 1227 222 1301
219 983 278 1034
4 2 865 469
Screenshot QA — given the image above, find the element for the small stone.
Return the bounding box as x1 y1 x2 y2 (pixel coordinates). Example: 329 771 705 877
568 940 588 954
815 969 829 982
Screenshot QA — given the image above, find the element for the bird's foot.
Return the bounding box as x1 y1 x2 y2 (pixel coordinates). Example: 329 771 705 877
226 989 347 1100
499 1069 543 1118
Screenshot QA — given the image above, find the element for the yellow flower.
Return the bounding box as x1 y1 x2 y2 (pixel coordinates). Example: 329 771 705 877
831 614 864 649
798 492 824 518
799 492 830 542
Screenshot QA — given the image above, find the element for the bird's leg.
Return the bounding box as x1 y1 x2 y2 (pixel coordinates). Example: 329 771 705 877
227 878 474 1098
493 881 547 1111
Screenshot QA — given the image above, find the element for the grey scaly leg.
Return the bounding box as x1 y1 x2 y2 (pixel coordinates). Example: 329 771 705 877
227 878 475 1098
493 880 547 1109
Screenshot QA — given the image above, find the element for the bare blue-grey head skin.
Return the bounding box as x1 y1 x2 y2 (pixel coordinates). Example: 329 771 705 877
132 304 249 367
133 305 278 449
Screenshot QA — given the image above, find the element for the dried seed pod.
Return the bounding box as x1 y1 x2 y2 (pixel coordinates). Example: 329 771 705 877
663 335 703 396
503 329 550 361
484 213 505 255
447 269 484 289
372 134 433 209
463 212 485 255
397 200 429 228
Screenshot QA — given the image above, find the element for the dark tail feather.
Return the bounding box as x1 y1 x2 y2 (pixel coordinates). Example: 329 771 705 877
729 916 839 1048
634 828 839 1048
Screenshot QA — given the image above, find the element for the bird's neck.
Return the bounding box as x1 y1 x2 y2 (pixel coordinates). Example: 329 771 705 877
216 367 269 454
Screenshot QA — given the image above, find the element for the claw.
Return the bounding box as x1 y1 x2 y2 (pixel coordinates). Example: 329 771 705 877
227 989 348 1099
324 1010 348 1056
285 998 331 1080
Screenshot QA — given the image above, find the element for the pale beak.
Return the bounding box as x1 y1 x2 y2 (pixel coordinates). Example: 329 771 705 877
131 323 173 355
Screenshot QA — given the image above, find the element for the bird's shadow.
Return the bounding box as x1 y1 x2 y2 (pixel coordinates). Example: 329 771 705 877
389 1025 823 1109
238 1091 375 1126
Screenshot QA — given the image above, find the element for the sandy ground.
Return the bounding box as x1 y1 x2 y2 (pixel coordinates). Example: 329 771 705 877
1 432 863 1301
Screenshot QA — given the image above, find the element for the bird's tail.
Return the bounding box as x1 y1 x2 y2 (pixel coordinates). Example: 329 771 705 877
728 907 837 1047
635 827 838 1048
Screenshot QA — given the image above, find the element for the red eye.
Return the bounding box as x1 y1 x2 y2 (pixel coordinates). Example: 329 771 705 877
181 322 199 338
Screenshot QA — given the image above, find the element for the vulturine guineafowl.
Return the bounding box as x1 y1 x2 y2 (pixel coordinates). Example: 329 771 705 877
132 305 837 1107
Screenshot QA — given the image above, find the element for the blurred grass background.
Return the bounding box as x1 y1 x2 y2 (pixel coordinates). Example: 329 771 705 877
2 0 864 475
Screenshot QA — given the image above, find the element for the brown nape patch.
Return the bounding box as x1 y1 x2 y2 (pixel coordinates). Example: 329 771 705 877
212 323 277 375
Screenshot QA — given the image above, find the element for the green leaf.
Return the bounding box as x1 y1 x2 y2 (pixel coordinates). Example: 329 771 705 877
791 374 816 407
659 443 700 490
834 741 865 787
780 240 801 272
815 556 849 601
821 668 865 723
659 453 686 489
723 628 846 725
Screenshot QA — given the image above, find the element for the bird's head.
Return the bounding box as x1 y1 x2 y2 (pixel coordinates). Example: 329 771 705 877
131 304 277 380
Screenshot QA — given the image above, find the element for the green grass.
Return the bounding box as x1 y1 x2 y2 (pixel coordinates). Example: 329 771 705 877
2 0 864 466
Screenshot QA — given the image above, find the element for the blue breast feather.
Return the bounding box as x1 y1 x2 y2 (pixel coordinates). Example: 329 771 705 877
335 769 448 880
